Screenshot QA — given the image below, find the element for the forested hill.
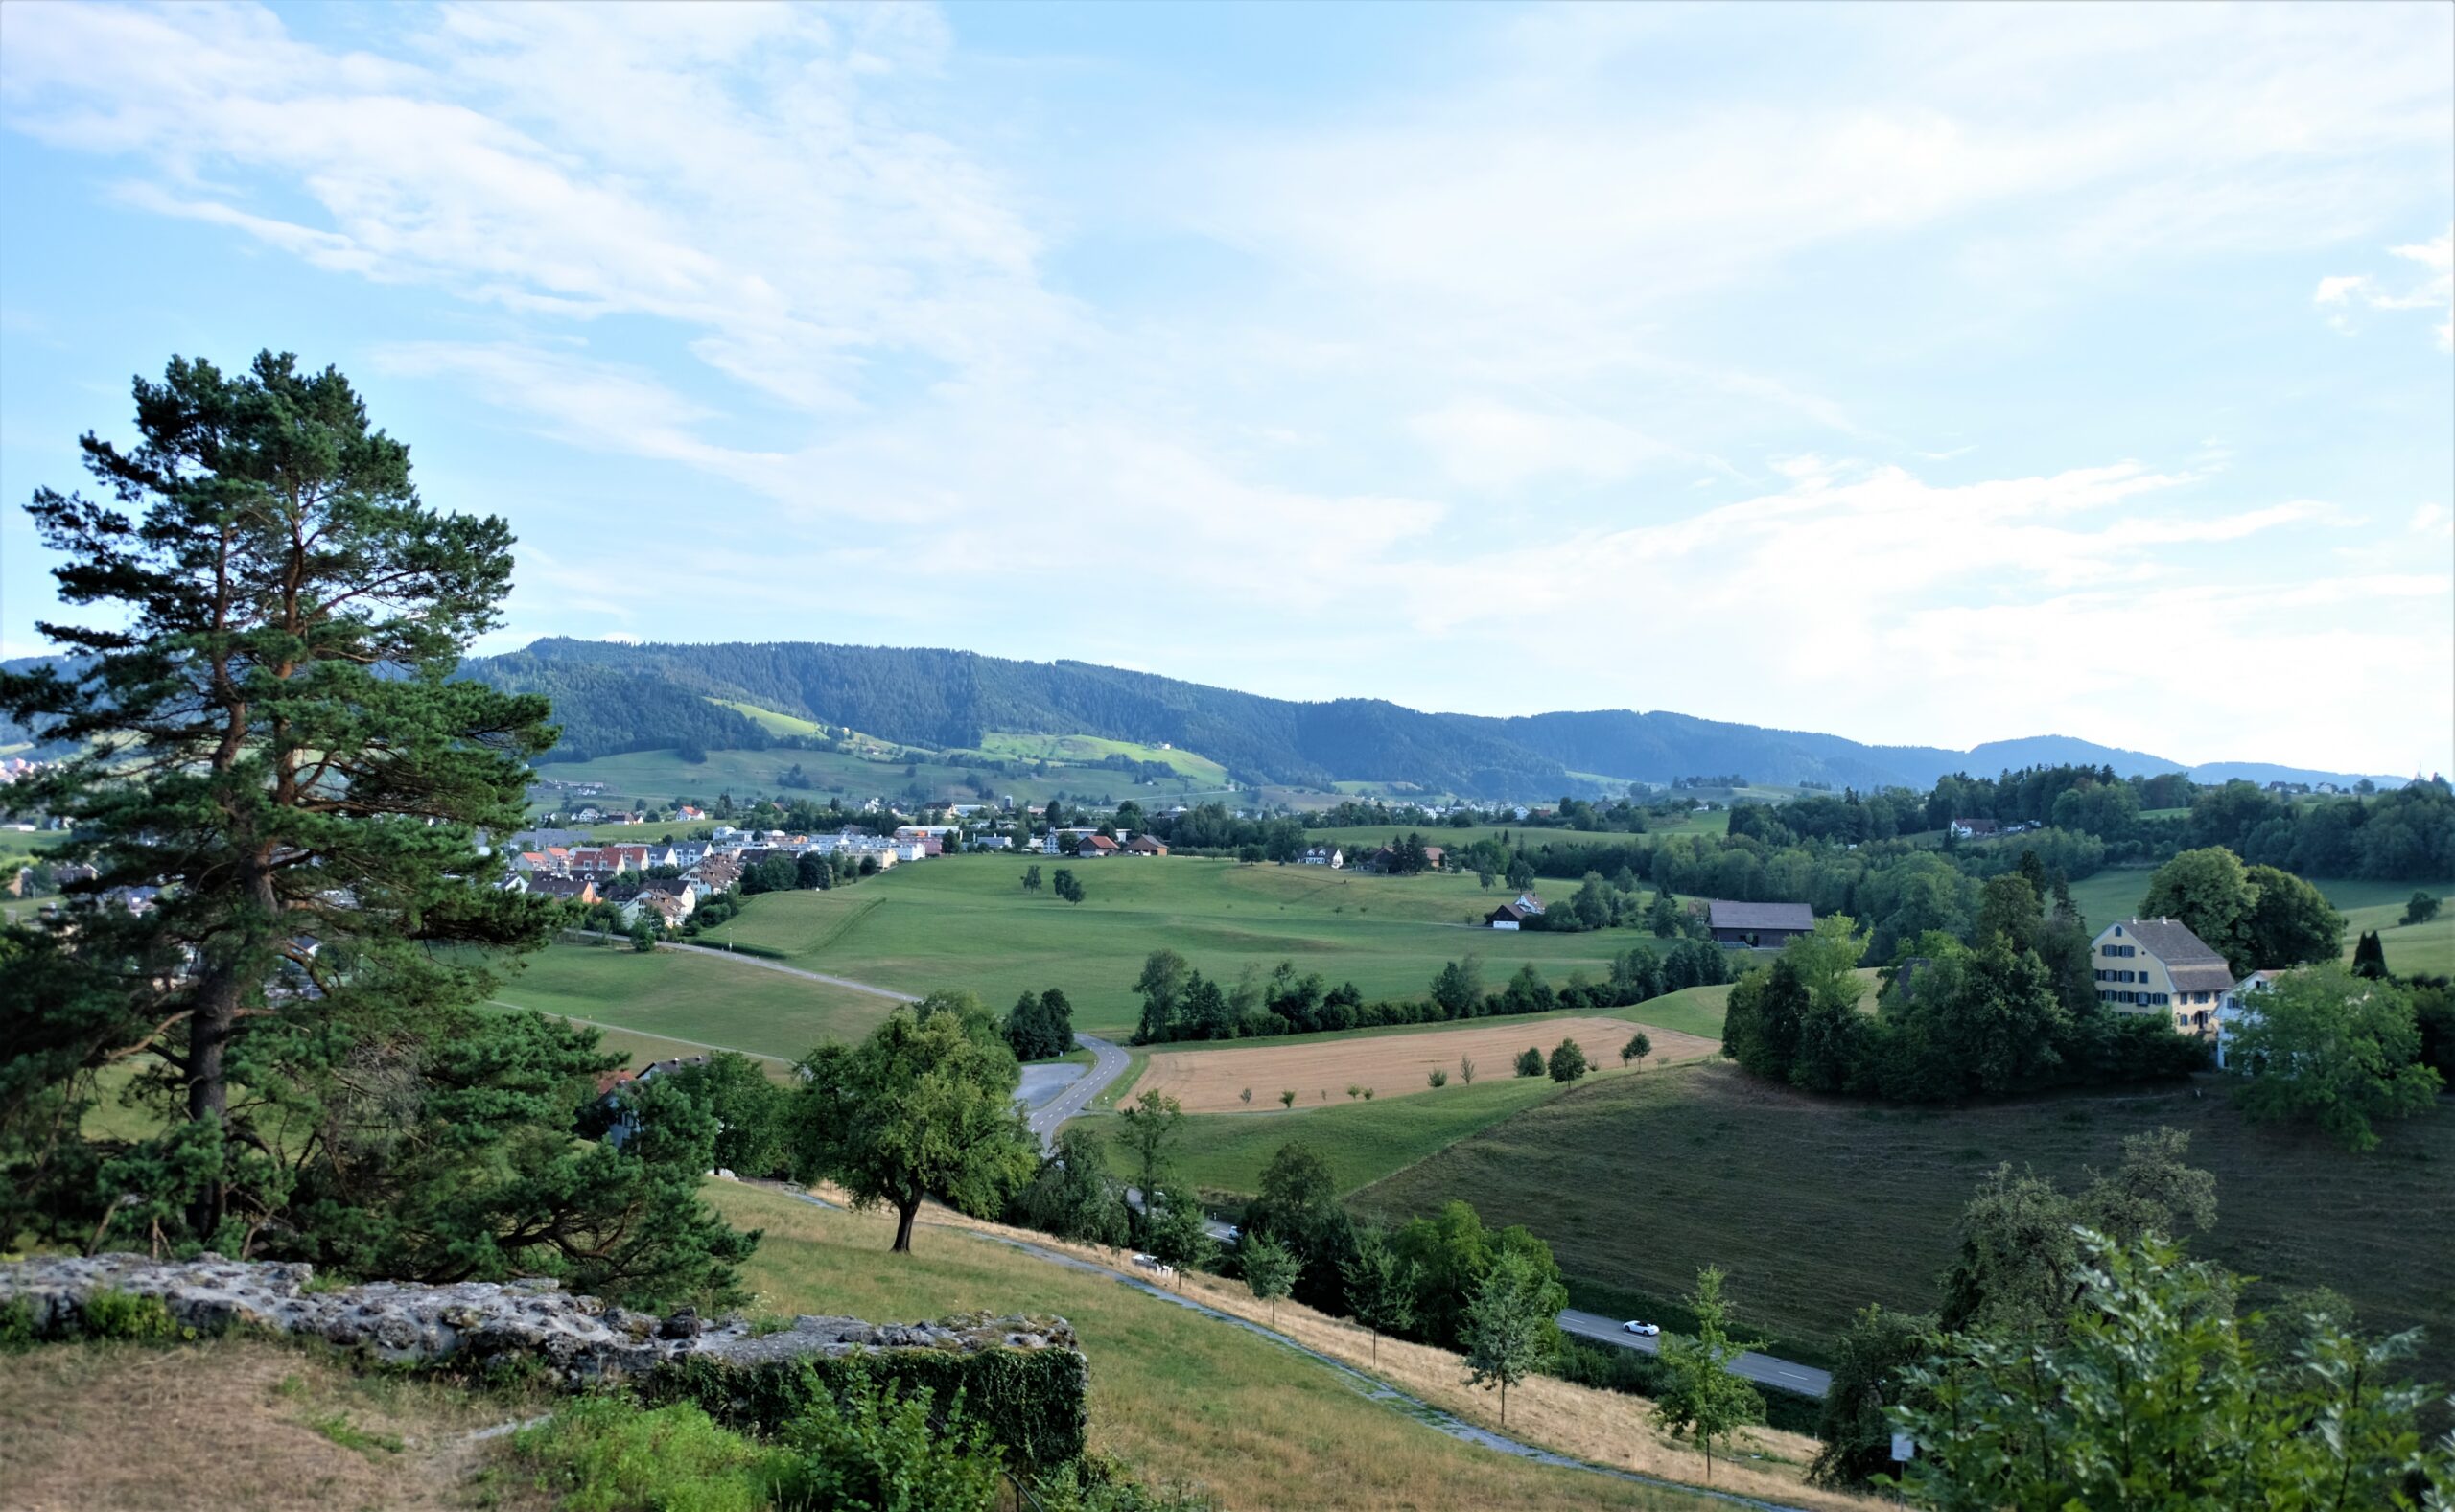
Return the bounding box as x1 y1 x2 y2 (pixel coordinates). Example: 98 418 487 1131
456 638 2404 798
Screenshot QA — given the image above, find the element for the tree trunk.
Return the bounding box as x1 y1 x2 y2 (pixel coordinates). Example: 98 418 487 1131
183 971 242 1237
892 1198 920 1253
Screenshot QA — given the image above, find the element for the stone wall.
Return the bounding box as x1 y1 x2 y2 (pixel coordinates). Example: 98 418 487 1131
0 1252 1087 1465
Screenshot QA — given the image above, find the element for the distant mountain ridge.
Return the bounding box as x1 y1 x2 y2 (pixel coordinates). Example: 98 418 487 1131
457 638 2408 799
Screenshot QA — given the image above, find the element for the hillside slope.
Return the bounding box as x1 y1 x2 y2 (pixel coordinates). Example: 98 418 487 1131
456 637 2402 798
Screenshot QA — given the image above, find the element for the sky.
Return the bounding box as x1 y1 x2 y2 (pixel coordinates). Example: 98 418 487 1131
2 2 2449 778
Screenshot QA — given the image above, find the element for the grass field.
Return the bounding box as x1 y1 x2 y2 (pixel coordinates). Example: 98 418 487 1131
962 730 1235 788
1090 1072 1576 1198
485 941 900 1060
1356 1061 2455 1383
706 697 830 737
1130 1015 1717 1114
711 1181 1794 1511
711 854 1691 1037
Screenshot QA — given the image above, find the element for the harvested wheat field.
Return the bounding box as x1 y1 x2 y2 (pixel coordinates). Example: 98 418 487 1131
1132 1017 1720 1112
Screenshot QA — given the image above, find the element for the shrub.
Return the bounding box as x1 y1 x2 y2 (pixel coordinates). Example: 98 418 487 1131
509 1396 772 1512
1513 1047 1545 1078
0 1296 35 1350
1427 1068 1448 1089
768 1368 1003 1512
81 1289 183 1342
647 1345 1088 1471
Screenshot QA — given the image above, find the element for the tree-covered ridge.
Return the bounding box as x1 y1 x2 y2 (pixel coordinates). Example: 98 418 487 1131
460 636 2420 800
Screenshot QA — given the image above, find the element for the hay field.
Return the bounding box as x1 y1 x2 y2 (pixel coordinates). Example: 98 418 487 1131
1131 1015 1720 1112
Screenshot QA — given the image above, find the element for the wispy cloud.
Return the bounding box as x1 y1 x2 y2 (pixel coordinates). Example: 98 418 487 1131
2317 228 2455 350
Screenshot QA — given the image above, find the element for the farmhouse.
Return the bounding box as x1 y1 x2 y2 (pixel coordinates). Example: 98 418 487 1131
1705 899 1815 948
2092 917 2233 1034
1125 835 1168 856
1948 817 1999 839
1300 845 1344 868
2215 967 2290 1068
1076 833 1121 857
1486 892 1545 930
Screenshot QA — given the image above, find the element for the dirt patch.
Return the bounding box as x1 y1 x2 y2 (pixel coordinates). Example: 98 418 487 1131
0 1336 551 1511
1133 1017 1720 1112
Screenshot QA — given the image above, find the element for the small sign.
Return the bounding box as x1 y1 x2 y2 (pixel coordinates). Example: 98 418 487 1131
1890 1432 1916 1462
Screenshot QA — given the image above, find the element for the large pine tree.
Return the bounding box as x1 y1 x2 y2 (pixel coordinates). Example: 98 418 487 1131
0 353 751 1303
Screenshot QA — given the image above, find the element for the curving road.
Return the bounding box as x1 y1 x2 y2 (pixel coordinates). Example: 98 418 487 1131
1560 1308 1831 1398
1026 1034 1132 1151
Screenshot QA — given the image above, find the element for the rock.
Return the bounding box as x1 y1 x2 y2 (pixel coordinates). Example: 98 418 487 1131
0 1253 1079 1386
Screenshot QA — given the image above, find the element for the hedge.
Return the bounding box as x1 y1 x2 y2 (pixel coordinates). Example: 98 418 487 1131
646 1345 1087 1471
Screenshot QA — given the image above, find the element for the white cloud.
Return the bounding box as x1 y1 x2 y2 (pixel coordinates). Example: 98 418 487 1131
2315 228 2455 349
1 2 2445 774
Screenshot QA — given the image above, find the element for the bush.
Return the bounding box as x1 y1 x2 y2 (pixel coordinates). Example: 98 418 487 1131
768 1367 1003 1512
80 1289 184 1342
646 1344 1087 1471
1513 1047 1544 1078
1547 1039 1588 1083
1427 1068 1448 1089
509 1396 773 1512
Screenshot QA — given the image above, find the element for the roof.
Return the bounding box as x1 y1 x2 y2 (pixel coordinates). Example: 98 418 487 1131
1708 899 1814 932
2112 918 2234 991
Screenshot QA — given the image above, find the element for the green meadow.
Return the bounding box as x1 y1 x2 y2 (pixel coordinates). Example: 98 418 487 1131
707 853 1682 1038
485 940 900 1060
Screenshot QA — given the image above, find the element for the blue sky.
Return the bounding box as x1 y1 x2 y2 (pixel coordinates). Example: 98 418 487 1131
2 2 2448 776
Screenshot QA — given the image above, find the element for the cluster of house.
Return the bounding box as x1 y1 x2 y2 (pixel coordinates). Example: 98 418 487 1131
1947 817 2045 840
1298 843 1448 872
503 822 964 928
1041 827 1167 856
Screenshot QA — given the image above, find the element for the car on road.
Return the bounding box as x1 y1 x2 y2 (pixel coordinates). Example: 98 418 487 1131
1621 1320 1660 1337
1132 1253 1177 1279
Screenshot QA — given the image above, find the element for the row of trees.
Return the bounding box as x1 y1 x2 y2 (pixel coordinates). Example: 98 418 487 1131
1129 939 1736 1046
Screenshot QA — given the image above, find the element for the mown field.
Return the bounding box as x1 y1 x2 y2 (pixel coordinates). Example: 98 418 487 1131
711 1182 1747 1512
1356 1061 2455 1383
485 941 899 1061
710 854 1686 1037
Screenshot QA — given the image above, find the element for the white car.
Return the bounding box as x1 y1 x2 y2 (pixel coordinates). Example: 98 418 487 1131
1132 1253 1177 1278
1622 1320 1661 1337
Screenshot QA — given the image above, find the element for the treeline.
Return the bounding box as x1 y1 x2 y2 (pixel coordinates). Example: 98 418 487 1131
1128 940 1736 1045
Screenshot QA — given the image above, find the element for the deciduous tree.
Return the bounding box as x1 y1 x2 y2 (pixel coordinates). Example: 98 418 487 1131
1340 1227 1420 1365
1656 1267 1765 1481
795 997 1037 1253
2229 965 2442 1151
1239 1230 1298 1325
1462 1248 1557 1428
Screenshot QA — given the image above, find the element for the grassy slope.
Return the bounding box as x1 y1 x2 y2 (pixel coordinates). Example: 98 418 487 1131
1356 1061 2455 1382
711 1182 1722 1512
964 731 1234 787
707 697 829 737
486 941 900 1060
714 854 1682 1037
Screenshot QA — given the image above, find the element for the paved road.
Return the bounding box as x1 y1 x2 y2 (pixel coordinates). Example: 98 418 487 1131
653 938 921 1000
1560 1308 1832 1398
1027 1034 1132 1151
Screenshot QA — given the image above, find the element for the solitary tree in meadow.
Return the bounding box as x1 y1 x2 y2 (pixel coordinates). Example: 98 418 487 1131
1458 1055 1476 1085
1279 1089 1297 1108
1051 868 1086 905
1513 1046 1545 1078
1020 864 1044 894
1621 1031 1652 1070
1548 1038 1589 1082
2405 891 2443 927
796 995 1038 1254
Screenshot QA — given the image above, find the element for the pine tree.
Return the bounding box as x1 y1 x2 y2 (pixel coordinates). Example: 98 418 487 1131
2350 929 2389 980
0 353 750 1302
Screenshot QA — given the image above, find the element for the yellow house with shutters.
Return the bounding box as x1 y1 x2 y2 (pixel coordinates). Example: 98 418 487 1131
2091 918 2234 1035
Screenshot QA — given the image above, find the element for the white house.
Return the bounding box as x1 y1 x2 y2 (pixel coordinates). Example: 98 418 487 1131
2091 918 2234 1035
1300 845 1344 868
2215 968 2290 1069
